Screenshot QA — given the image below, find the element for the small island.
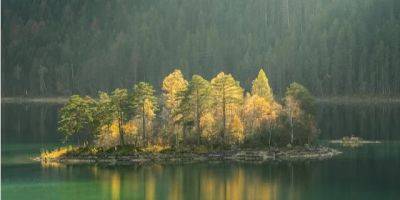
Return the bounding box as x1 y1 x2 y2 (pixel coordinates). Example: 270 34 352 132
40 69 340 165
330 136 381 148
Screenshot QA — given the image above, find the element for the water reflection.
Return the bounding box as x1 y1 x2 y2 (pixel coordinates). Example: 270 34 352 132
36 163 315 200
1 103 61 144
34 144 399 200
2 103 400 199
317 103 400 140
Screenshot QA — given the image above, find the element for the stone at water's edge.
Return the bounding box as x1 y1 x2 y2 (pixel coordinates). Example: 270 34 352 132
37 146 341 165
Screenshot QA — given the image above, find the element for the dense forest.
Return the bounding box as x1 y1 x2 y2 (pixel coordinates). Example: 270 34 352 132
2 0 400 97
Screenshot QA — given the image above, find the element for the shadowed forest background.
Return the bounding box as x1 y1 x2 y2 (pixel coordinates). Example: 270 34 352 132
2 0 400 97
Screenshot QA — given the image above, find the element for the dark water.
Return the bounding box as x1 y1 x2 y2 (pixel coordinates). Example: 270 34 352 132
2 103 400 200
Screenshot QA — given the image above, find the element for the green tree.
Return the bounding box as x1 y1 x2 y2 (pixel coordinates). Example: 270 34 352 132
131 82 158 144
211 72 244 142
285 82 315 115
110 88 129 145
284 82 317 145
177 75 212 143
94 92 115 135
251 69 274 102
58 95 97 143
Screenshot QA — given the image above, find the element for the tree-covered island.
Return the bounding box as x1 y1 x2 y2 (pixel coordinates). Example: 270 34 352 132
41 69 340 164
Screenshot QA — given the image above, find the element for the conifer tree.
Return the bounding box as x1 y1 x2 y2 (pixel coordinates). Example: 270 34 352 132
162 69 188 144
251 69 274 102
58 95 97 143
110 88 129 145
131 82 158 144
177 75 212 143
211 72 244 142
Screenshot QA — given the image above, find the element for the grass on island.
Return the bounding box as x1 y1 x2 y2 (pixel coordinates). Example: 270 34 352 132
40 144 211 161
40 142 329 162
41 146 76 161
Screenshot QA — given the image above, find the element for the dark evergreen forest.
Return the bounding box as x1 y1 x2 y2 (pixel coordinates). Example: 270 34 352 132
2 0 400 97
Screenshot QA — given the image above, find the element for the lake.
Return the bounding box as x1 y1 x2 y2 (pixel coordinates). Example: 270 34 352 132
2 102 400 199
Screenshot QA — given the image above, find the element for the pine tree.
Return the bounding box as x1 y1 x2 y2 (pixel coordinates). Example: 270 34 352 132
177 75 212 143
131 82 158 144
162 69 188 145
110 88 129 145
211 72 244 142
251 69 274 102
58 95 97 143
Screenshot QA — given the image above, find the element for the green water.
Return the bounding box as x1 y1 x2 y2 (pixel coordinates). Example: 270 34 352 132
2 103 400 200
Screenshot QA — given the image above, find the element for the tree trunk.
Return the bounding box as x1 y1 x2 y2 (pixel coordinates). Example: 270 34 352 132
290 115 294 145
288 106 294 145
119 110 125 146
142 103 146 145
196 88 201 145
222 88 226 143
268 124 272 147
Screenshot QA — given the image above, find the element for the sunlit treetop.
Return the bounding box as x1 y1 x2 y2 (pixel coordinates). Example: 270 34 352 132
251 69 273 102
131 82 158 113
162 69 188 111
211 72 244 105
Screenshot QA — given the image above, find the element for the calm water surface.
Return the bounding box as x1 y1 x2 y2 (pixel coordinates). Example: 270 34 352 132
2 102 400 200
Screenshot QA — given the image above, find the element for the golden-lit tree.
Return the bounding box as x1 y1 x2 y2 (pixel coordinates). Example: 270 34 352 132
96 119 140 148
243 94 282 146
211 72 244 142
251 69 273 102
229 114 245 144
96 120 120 147
57 70 319 149
123 119 140 145
199 112 217 143
162 69 188 144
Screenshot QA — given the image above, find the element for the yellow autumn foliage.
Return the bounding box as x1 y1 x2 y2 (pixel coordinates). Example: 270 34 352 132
96 120 140 147
162 69 188 112
243 94 282 134
229 114 245 143
200 112 217 141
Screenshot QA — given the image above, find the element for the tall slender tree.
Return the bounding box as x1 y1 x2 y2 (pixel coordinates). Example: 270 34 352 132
162 69 188 144
131 82 158 144
211 72 244 142
110 88 129 145
177 75 212 143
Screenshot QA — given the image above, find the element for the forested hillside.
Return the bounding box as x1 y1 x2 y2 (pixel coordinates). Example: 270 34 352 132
2 0 400 97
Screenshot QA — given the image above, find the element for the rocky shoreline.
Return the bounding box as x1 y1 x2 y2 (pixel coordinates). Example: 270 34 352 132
38 146 341 165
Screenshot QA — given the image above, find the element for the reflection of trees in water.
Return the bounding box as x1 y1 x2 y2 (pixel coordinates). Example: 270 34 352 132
2 103 91 144
39 105 48 138
317 103 400 140
63 162 315 200
42 147 400 200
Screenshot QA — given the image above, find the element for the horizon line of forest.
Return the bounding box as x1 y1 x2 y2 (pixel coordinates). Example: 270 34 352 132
58 69 318 149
